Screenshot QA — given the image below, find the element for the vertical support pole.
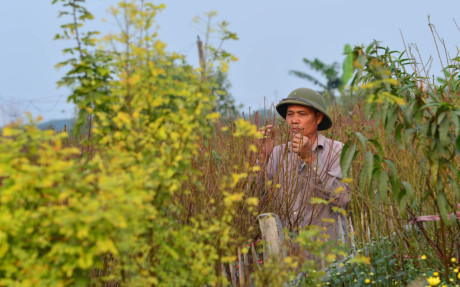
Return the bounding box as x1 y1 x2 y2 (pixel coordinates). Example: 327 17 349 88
251 243 260 267
257 213 285 260
238 247 245 286
221 263 228 286
229 263 237 287
243 251 252 287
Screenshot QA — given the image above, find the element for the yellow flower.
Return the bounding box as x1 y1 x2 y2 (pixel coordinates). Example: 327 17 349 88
452 257 457 263
365 278 371 284
458 273 460 279
421 255 427 260
454 268 459 273
426 276 441 286
433 272 439 277
369 272 374 276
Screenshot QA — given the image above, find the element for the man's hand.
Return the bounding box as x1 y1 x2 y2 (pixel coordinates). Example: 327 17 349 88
291 133 315 164
257 125 275 162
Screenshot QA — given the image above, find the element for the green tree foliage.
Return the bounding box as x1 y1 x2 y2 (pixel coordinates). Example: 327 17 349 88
289 58 342 91
339 41 459 276
194 11 242 118
289 45 354 102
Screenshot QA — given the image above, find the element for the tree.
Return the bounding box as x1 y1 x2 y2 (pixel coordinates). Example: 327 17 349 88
289 44 354 103
195 11 241 118
289 58 342 104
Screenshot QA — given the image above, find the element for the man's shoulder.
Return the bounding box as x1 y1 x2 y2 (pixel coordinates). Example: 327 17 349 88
322 135 344 154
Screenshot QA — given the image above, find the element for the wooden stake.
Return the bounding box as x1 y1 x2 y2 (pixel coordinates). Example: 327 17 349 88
238 247 245 286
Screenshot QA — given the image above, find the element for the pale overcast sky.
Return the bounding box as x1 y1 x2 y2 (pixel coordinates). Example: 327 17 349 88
1 0 459 123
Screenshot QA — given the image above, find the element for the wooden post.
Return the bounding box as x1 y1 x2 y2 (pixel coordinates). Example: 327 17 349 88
238 247 244 286
196 36 206 82
251 243 260 267
229 263 237 287
257 213 285 260
243 251 252 287
221 263 227 286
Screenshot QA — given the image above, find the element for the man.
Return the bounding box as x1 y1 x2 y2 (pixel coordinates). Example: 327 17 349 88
259 87 350 240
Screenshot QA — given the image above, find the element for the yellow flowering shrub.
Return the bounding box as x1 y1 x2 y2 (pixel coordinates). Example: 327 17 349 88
0 1 242 285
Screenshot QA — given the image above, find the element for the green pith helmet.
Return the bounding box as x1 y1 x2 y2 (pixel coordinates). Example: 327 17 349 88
275 87 332 131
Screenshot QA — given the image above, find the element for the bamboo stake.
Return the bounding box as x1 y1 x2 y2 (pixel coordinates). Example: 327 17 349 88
251 243 260 267
238 247 245 287
349 217 356 251
221 263 228 286
243 251 252 287
229 263 237 287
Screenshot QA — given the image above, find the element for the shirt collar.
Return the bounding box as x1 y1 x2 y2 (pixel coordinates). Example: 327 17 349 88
312 132 326 151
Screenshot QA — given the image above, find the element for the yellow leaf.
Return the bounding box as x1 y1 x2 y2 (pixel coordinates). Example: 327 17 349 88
321 218 336 224
206 112 220 120
128 74 141 85
224 192 243 206
310 197 329 205
96 238 118 255
334 186 345 194
0 231 9 257
332 206 347 216
246 197 258 206
231 173 247 187
2 127 18 137
350 255 371 265
220 61 229 73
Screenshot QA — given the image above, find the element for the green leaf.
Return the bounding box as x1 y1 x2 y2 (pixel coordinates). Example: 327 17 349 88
394 123 404 146
430 160 439 184
368 139 384 156
437 192 450 226
340 142 356 178
377 171 388 202
364 151 374 181
438 116 450 146
456 136 460 153
431 121 437 137
385 109 398 140
359 165 367 197
365 41 376 54
437 111 446 125
397 188 408 216
355 132 368 149
359 151 374 196
385 160 399 199
311 197 330 205
341 44 354 88
404 128 416 150
452 111 459 137
401 181 414 201
448 175 459 197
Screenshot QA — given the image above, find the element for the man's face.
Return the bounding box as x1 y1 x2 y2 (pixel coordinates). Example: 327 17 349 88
285 104 323 139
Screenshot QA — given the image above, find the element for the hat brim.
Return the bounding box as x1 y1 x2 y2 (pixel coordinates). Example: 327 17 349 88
275 100 332 131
